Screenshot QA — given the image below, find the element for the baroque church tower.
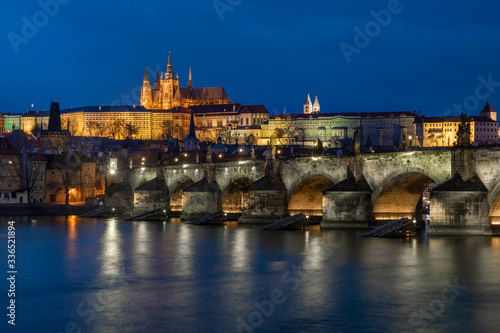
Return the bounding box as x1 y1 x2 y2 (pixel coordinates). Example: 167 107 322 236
140 52 230 109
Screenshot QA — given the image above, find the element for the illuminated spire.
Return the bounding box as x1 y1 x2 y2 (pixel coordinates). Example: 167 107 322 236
143 65 149 81
154 66 160 90
313 94 320 113
188 65 193 89
303 92 312 114
167 51 173 78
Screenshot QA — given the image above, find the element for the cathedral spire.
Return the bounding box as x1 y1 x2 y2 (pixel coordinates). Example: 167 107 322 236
154 66 160 90
143 65 150 82
188 65 193 90
167 51 174 78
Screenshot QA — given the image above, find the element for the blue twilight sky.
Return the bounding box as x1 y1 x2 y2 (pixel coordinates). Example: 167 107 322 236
1 0 500 116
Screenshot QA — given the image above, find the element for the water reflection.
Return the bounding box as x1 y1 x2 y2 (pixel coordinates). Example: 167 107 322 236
132 222 151 274
6 217 500 333
66 215 78 259
230 229 252 272
175 224 194 276
99 219 123 277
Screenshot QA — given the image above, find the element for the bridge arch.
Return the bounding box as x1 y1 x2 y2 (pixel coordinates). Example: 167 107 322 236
170 177 195 212
372 169 438 221
287 172 336 216
487 180 500 224
221 178 254 214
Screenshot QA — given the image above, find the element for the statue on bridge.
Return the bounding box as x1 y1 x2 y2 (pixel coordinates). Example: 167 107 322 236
456 113 471 146
351 130 360 155
206 145 212 162
314 138 323 155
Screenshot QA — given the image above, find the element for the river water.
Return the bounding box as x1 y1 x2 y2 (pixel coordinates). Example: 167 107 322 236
1 216 500 333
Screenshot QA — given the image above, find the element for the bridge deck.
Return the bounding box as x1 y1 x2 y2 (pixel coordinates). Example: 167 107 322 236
124 208 164 221
262 213 307 231
187 211 225 225
79 207 112 218
361 218 416 238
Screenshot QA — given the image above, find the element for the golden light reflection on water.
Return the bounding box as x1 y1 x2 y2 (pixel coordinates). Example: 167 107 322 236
133 222 150 274
99 219 123 277
491 237 500 248
225 221 239 229
175 225 194 276
297 228 331 310
65 216 78 261
230 229 251 272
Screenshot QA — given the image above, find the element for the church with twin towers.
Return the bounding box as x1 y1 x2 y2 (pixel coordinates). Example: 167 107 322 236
140 52 231 109
303 93 320 114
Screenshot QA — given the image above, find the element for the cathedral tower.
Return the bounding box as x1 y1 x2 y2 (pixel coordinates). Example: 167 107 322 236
139 52 230 110
140 66 152 108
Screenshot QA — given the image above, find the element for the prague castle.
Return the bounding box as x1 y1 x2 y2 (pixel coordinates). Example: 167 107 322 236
140 52 231 109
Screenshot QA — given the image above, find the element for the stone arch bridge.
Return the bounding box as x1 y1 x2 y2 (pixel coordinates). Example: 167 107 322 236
120 148 500 235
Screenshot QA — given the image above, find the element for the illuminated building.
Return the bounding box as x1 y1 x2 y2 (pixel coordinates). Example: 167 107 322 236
3 113 21 133
0 111 4 134
21 110 49 135
140 52 230 109
45 153 96 203
261 109 416 148
415 102 498 147
58 103 268 142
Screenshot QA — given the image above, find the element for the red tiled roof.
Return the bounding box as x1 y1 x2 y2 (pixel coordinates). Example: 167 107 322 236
271 111 415 120
240 105 269 114
481 102 495 113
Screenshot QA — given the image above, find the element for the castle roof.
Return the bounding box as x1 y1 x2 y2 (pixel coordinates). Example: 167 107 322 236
239 105 268 114
190 103 242 114
271 111 415 120
22 110 50 117
481 101 495 114
61 105 149 113
174 86 228 100
420 116 497 123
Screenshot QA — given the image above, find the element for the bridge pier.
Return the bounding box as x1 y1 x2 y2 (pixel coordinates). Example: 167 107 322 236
238 174 288 224
321 175 372 229
180 177 221 221
428 173 492 235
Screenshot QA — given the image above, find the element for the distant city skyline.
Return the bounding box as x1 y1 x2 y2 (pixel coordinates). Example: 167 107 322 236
2 1 500 116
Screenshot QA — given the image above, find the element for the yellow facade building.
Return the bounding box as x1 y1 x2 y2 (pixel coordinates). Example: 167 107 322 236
415 102 498 147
